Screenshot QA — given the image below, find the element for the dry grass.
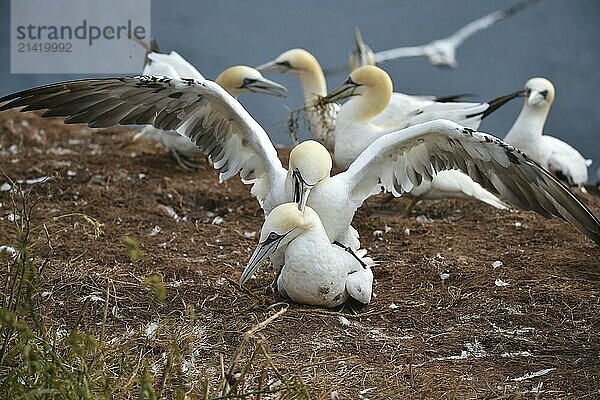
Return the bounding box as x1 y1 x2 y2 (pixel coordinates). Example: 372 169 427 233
285 95 336 146
0 110 599 398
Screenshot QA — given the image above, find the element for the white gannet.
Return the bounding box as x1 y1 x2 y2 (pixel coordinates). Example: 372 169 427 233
330 0 539 73
504 77 592 187
241 203 373 307
137 53 286 169
2 79 600 258
257 49 518 151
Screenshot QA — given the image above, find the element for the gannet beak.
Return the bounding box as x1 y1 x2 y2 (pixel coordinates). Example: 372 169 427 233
292 168 313 211
324 77 361 103
241 77 288 97
240 234 286 285
255 60 292 74
527 89 548 106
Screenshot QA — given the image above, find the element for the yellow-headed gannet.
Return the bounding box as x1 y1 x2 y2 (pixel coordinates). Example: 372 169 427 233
2 79 599 259
241 203 373 307
504 77 592 186
325 65 524 170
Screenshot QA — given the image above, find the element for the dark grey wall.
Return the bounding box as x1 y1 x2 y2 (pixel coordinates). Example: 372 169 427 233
1 0 599 180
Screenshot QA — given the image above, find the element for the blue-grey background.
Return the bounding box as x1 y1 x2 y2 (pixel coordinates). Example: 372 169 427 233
1 0 599 180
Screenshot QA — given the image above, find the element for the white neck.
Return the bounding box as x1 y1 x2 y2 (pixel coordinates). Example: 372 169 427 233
506 101 550 141
287 223 331 258
297 65 327 103
338 94 386 123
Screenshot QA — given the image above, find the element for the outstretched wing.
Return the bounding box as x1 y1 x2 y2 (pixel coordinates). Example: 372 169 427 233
373 46 427 64
334 119 600 245
373 0 538 63
445 0 539 46
0 76 286 201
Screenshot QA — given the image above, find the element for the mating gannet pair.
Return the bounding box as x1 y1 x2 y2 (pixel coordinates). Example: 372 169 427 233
327 0 539 74
135 50 287 169
505 78 592 186
243 203 374 307
2 76 600 306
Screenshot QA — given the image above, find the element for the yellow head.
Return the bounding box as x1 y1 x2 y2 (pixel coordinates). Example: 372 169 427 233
215 65 287 98
256 48 320 74
240 203 319 285
289 140 332 210
289 140 332 185
324 65 393 121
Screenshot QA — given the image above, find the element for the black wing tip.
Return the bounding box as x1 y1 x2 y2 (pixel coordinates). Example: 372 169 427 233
434 93 476 103
502 0 540 18
467 89 525 120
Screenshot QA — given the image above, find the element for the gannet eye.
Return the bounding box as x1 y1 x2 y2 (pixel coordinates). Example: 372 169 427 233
276 61 292 69
241 78 257 88
539 90 548 99
345 77 359 86
268 232 279 241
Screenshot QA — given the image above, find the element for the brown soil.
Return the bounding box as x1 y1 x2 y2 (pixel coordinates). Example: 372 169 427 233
1 110 599 398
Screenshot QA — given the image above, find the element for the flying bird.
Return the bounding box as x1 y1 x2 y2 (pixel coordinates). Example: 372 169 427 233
326 0 539 75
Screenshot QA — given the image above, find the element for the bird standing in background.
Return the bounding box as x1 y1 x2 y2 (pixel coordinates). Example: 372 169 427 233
504 77 592 187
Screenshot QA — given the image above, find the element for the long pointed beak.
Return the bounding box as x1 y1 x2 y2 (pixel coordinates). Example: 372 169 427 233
527 89 546 106
243 77 287 97
323 78 360 104
240 241 279 285
255 60 290 74
292 169 314 211
297 183 312 211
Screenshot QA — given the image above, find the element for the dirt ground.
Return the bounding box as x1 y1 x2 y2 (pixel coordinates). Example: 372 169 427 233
1 110 599 398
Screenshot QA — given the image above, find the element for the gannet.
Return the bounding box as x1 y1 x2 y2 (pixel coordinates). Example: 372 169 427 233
504 77 592 187
2 78 600 255
257 49 519 151
137 53 286 169
330 0 539 73
325 65 524 170
241 203 373 307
